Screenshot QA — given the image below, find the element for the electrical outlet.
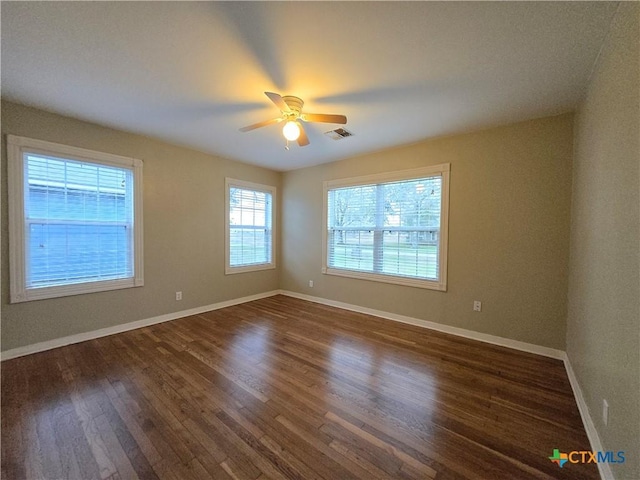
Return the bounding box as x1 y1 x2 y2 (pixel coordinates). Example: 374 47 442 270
473 300 482 312
603 399 608 426
176 291 182 301
309 280 314 288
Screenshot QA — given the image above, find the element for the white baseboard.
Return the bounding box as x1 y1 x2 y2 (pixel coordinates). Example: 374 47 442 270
0 290 280 361
278 290 565 359
563 354 612 480
1 288 565 362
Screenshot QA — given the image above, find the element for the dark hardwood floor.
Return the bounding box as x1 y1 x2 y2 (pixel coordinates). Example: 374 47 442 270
1 295 598 479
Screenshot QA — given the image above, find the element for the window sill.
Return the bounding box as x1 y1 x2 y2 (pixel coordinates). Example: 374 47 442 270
10 277 144 303
225 263 276 275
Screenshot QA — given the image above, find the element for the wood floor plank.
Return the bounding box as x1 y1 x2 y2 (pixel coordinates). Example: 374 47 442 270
324 410 437 478
23 356 66 480
60 367 118 480
1 295 598 479
1 357 27 480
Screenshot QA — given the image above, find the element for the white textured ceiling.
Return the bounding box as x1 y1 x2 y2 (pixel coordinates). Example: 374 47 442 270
1 2 618 171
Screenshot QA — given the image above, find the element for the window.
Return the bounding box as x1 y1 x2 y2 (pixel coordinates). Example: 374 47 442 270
323 164 450 290
225 178 276 274
7 135 144 303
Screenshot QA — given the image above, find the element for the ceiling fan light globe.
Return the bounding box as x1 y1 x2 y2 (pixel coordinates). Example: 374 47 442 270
283 121 301 141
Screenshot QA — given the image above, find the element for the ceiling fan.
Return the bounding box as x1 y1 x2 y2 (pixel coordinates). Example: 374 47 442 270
239 92 347 148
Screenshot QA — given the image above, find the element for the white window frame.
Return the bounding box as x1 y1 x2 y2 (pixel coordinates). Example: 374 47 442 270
322 164 450 291
225 178 276 274
7 135 144 303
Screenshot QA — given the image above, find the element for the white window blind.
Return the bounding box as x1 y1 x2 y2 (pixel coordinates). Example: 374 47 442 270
226 179 275 274
25 154 134 287
324 164 449 290
8 135 144 303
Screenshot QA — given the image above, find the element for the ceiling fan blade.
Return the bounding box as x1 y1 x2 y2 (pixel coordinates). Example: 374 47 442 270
301 113 347 124
265 92 291 112
239 117 282 132
297 123 310 147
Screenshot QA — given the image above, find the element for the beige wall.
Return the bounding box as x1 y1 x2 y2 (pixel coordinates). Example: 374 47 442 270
282 114 574 350
567 3 640 479
1 101 281 351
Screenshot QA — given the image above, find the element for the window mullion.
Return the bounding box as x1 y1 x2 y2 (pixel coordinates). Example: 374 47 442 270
373 184 385 273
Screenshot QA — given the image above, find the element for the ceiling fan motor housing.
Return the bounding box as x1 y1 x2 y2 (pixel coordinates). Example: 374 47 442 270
282 96 304 116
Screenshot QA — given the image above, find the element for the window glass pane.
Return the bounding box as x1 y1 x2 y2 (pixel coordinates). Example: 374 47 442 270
229 187 272 267
327 175 442 281
24 154 134 288
28 223 131 287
